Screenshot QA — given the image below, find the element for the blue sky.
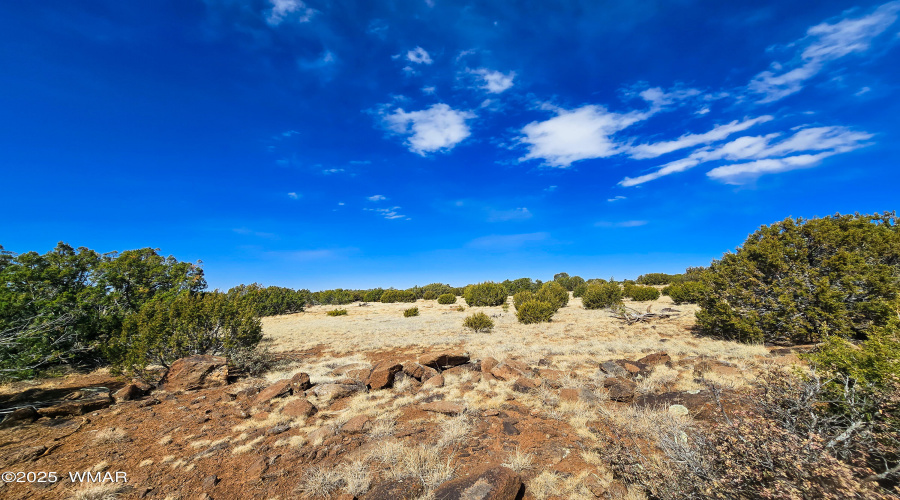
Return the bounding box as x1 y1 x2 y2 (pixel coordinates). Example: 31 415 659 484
2 0 899 291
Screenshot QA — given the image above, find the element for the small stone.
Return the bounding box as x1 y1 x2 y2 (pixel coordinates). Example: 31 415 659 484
432 466 523 500
481 357 499 373
638 352 671 367
342 415 371 434
512 377 539 393
282 398 317 418
668 404 689 417
113 384 144 403
367 362 403 390
200 474 219 491
266 424 290 436
490 363 524 381
422 374 444 388
254 379 294 405
291 372 312 391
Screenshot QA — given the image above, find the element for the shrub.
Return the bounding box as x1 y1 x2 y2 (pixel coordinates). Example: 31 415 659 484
512 290 534 310
697 212 900 345
228 346 277 377
535 281 569 310
363 288 384 302
665 281 708 304
403 307 419 317
422 291 438 300
566 276 585 292
582 283 623 309
625 285 661 301
636 273 678 285
113 292 262 373
464 282 507 307
437 293 456 304
455 305 466 312
327 308 348 316
310 289 355 305
516 300 555 324
463 312 494 332
502 278 540 295
422 283 454 297
572 283 588 298
227 284 307 316
380 289 417 303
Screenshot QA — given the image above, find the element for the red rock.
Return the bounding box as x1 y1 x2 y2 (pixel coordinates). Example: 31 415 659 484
281 398 317 418
638 352 671 367
419 401 465 415
247 456 268 480
307 425 335 444
291 372 312 391
254 379 294 405
432 466 523 500
623 363 641 375
112 384 143 403
603 378 637 402
342 415 371 434
0 407 38 428
160 355 228 392
403 362 438 381
481 357 499 373
419 352 470 369
37 393 112 418
422 374 444 388
512 377 539 393
313 383 357 401
367 362 403 390
490 363 524 381
503 358 530 373
362 479 424 500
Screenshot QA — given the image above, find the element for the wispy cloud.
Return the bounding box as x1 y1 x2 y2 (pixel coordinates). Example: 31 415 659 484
265 0 315 26
367 194 386 201
364 206 408 220
287 192 300 199
322 168 344 174
488 207 532 222
607 195 626 202
406 46 433 65
620 125 873 186
470 68 515 93
594 220 647 228
749 2 900 102
628 116 773 159
381 103 476 155
233 227 279 239
466 232 550 250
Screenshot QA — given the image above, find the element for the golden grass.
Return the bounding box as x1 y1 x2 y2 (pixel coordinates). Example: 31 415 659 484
67 483 129 500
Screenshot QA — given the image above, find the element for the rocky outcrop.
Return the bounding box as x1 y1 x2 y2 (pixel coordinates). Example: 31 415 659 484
432 466 524 500
362 479 424 500
367 362 403 390
160 355 228 392
419 352 470 370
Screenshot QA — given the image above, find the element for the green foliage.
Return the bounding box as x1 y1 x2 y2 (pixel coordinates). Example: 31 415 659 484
581 283 624 309
572 283 588 298
697 212 900 345
463 312 494 332
403 307 419 317
422 291 438 300
664 281 708 304
512 290 534 310
501 277 540 295
516 300 555 324
437 293 457 304
624 285 661 301
363 288 384 302
112 292 262 373
226 283 306 316
309 289 355 305
805 329 900 393
464 282 507 307
228 347 277 378
455 304 466 312
636 273 679 285
380 289 417 303
0 243 205 379
422 283 454 297
535 281 569 310
565 276 585 292
326 308 348 316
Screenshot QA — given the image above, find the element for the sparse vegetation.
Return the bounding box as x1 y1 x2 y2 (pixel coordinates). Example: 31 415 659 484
463 312 494 332
380 289 417 303
422 290 438 300
463 281 507 307
624 284 660 301
326 308 348 316
516 300 555 324
437 293 456 304
536 281 569 310
512 290 535 309
403 307 419 317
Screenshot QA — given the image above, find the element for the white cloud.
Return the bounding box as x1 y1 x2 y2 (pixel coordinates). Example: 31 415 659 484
287 192 299 199
856 86 872 96
607 196 626 202
620 126 873 186
749 2 900 102
706 153 834 184
518 105 651 167
382 103 476 155
544 185 558 192
299 50 336 70
233 227 278 239
265 0 315 26
337 202 345 206
406 46 433 65
322 168 344 174
471 68 515 93
488 207 532 222
367 194 386 201
422 86 436 95
364 206 408 220
628 116 774 159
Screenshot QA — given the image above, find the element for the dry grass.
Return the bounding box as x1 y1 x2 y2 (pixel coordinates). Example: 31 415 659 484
338 460 372 496
297 466 343 497
93 427 128 445
501 447 534 473
68 483 129 500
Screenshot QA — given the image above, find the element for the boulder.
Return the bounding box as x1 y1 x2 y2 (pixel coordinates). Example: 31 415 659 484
637 352 671 367
490 363 524 381
367 362 403 390
342 415 371 434
112 384 144 403
432 466 523 500
313 383 357 402
160 355 228 392
0 407 38 428
281 398 317 418
422 374 444 389
512 378 539 393
362 479 424 500
254 379 294 405
419 401 465 415
481 357 499 373
331 363 371 376
291 372 312 391
599 361 627 378
502 358 530 374
668 404 689 417
37 392 112 418
419 352 470 370
307 425 335 444
603 378 636 403
403 362 438 381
